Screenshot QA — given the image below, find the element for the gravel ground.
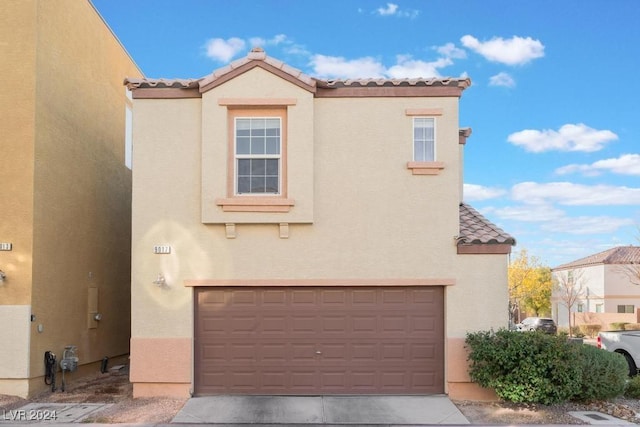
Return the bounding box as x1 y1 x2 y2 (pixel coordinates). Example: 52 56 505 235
1 368 640 424
0 367 187 424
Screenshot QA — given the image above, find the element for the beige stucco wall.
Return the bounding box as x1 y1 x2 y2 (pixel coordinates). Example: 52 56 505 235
553 264 640 328
130 68 509 397
0 0 142 397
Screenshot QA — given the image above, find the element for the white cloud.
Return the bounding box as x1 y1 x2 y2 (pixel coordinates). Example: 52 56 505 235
377 3 399 15
249 34 288 48
375 3 419 18
436 43 466 59
511 182 640 206
507 124 618 153
310 53 455 79
460 35 544 65
204 37 246 62
310 54 386 79
387 55 452 78
493 204 565 222
556 154 640 176
489 72 515 88
540 216 634 235
463 184 507 201
489 72 515 87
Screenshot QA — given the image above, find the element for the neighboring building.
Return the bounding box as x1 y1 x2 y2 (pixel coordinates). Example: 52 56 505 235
125 48 515 400
0 0 142 397
552 246 640 329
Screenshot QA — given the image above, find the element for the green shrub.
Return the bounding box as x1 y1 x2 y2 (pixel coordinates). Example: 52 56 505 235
625 375 640 398
573 344 628 401
624 323 640 331
611 322 629 331
465 329 582 404
579 324 601 338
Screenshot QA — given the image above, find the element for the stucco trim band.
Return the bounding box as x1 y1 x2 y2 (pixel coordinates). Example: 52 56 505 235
405 108 443 116
215 197 296 212
219 98 297 106
457 243 513 254
184 278 456 287
406 161 445 175
130 338 191 383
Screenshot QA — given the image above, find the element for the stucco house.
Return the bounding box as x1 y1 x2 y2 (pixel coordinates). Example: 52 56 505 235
125 47 515 400
552 246 640 329
0 0 142 397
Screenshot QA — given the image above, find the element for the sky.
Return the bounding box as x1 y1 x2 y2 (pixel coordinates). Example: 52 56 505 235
91 0 640 267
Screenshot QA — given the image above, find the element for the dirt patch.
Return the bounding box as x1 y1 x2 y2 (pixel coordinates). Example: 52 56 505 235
454 399 640 424
0 366 187 424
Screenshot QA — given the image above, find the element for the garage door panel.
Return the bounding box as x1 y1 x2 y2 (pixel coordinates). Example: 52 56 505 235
195 287 444 395
321 290 347 305
352 289 376 304
262 290 287 305
352 315 378 333
292 290 317 304
322 316 348 333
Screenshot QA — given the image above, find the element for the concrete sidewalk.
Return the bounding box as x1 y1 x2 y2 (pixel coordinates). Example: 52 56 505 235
171 395 470 425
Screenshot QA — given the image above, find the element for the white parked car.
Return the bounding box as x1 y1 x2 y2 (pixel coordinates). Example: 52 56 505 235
598 330 640 376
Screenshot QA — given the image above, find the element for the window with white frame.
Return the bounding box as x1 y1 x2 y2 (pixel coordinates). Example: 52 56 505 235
235 117 281 194
413 117 435 162
595 304 604 313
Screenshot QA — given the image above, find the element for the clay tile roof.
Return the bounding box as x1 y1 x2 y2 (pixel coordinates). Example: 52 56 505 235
125 48 471 92
319 77 471 89
553 246 640 270
458 203 516 245
124 77 201 90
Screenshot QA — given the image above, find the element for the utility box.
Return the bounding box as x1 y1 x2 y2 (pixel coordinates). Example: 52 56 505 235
60 346 78 372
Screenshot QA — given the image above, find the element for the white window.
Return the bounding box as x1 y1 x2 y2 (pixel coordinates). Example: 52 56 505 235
577 303 584 313
235 117 281 195
595 304 604 313
413 117 435 162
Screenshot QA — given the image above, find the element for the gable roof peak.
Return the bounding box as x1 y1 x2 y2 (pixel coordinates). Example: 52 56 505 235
247 46 267 60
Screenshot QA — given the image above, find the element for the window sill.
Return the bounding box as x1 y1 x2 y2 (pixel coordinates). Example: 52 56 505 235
215 197 296 212
406 161 445 175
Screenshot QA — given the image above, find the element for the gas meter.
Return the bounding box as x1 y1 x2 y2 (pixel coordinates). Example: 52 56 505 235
59 346 78 391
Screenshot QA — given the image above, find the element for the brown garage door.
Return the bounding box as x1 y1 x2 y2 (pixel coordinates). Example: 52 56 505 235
194 286 444 395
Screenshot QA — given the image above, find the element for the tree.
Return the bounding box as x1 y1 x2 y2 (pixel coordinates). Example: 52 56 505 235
523 266 552 316
508 250 552 323
554 269 587 336
617 261 640 286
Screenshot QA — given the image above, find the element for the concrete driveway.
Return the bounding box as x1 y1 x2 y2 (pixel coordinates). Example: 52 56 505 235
171 395 470 425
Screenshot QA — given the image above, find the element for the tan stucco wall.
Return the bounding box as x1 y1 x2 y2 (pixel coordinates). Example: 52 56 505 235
130 68 509 397
1 0 142 396
0 0 37 306
445 254 509 399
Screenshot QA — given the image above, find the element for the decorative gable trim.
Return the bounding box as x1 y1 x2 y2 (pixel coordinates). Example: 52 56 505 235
200 60 317 94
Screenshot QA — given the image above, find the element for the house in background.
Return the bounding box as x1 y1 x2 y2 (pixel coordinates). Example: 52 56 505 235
0 0 142 397
125 47 515 400
552 246 640 330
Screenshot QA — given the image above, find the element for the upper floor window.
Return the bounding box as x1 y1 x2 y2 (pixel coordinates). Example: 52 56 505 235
413 117 435 162
235 117 281 195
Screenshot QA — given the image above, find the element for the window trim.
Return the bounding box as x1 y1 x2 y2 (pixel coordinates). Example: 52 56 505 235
406 114 444 175
234 116 282 196
215 107 295 213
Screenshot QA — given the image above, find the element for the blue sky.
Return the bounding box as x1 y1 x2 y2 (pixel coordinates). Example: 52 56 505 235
92 0 640 267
